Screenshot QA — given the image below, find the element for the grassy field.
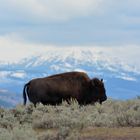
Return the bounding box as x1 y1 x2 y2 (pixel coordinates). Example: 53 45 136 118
0 98 140 140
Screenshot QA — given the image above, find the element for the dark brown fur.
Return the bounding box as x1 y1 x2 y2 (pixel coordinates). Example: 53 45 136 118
23 71 107 106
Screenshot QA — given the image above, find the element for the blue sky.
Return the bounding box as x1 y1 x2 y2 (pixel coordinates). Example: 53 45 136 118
0 0 140 45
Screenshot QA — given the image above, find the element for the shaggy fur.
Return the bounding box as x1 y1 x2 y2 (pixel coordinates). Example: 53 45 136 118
23 71 107 106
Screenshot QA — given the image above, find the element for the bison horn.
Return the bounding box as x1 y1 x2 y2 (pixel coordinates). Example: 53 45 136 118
101 79 103 82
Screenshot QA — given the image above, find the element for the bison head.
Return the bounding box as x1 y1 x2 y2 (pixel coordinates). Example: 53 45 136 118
91 78 107 104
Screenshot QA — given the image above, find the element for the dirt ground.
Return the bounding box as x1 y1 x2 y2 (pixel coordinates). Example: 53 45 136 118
80 127 140 140
35 127 140 140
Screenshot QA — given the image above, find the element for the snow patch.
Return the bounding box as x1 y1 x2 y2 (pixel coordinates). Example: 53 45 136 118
10 71 26 79
121 76 137 81
74 69 86 73
0 89 8 93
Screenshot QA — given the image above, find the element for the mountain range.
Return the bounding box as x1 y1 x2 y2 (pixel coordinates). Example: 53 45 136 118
0 46 140 108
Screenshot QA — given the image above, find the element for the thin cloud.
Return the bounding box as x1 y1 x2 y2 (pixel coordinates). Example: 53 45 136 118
0 0 104 22
0 0 140 24
1 0 140 45
0 34 48 63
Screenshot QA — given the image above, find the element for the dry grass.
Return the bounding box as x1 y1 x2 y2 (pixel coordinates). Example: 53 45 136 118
0 98 140 140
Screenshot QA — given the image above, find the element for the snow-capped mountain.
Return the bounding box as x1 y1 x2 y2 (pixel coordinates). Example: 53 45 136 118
0 46 140 108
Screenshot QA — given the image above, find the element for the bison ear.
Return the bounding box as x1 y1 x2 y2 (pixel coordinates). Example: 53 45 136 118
101 79 103 82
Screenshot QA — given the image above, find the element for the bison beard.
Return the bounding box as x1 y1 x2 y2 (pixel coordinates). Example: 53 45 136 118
23 71 107 106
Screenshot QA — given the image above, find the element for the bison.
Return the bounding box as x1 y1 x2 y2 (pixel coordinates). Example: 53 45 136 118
23 71 107 106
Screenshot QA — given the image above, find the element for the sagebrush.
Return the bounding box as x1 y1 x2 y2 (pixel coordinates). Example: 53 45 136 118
0 98 140 140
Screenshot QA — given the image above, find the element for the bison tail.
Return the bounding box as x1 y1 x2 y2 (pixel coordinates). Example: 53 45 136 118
23 82 30 105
